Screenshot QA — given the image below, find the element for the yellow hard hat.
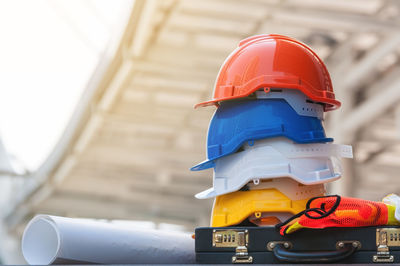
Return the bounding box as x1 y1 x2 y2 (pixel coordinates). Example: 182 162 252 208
211 187 325 227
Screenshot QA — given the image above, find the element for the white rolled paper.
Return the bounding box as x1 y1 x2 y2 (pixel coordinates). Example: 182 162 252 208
22 215 195 264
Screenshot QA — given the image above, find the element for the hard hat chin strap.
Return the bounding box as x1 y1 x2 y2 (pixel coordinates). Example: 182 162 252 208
276 195 341 235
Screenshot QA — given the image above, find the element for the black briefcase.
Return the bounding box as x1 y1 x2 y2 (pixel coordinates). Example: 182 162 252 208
195 226 400 264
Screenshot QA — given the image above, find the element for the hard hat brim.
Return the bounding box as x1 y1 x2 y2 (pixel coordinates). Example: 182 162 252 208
190 159 215 171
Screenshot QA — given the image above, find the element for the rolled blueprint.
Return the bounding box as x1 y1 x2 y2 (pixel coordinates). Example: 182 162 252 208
22 215 195 264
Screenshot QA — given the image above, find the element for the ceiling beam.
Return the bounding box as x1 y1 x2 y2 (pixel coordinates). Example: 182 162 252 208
58 172 210 198
341 76 400 135
33 191 207 230
271 6 399 33
340 34 400 92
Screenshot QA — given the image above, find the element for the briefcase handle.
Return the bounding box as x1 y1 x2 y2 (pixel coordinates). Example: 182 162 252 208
272 242 358 263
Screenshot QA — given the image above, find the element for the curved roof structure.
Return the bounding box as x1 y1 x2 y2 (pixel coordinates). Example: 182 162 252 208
2 0 400 261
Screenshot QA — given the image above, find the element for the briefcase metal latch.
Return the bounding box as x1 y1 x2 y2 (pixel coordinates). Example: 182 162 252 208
373 228 398 263
232 231 253 264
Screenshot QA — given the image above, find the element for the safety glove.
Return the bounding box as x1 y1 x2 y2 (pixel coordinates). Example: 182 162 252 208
383 194 400 222
276 195 400 236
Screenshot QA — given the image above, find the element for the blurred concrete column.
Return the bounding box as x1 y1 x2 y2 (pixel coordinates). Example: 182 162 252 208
395 105 400 138
327 102 357 197
0 137 15 176
0 134 25 263
0 221 25 264
326 39 357 196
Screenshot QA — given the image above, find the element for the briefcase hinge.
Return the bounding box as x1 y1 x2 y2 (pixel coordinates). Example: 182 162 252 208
373 228 397 263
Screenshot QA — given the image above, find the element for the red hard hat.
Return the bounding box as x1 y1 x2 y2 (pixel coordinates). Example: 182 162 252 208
195 34 340 111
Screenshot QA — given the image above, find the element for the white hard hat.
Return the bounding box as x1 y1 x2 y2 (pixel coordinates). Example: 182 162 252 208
196 137 352 199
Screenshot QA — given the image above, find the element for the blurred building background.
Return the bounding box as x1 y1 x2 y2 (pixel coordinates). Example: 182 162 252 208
1 0 400 263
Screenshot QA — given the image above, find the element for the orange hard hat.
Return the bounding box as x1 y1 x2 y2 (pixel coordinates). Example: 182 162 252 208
195 34 340 111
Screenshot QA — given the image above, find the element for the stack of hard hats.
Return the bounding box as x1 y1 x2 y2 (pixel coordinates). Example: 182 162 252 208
191 34 353 227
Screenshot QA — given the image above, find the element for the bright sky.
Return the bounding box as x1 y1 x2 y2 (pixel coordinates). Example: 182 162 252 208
0 0 133 171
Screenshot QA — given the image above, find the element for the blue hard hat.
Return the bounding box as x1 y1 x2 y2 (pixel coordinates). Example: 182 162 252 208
191 99 333 171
